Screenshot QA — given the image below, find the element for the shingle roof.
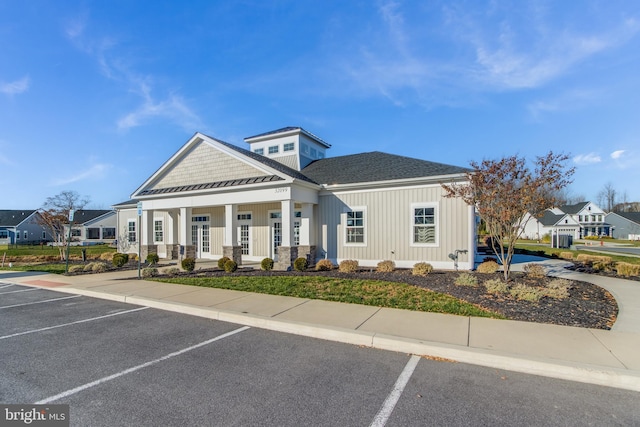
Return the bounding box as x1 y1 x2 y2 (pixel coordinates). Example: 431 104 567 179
244 127 331 148
71 210 112 224
112 199 138 208
559 202 589 214
300 152 470 185
0 210 37 227
538 211 565 226
616 212 640 224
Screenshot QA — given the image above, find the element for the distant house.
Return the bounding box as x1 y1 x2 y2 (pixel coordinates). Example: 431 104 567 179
114 127 476 270
0 210 50 245
606 212 640 240
521 202 611 240
63 210 117 246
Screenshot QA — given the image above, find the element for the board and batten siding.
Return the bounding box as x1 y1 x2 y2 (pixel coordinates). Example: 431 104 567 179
316 184 472 269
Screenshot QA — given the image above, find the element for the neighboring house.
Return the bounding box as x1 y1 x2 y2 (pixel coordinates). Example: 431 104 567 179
0 210 50 245
521 201 611 240
63 210 117 246
114 127 476 270
606 212 640 240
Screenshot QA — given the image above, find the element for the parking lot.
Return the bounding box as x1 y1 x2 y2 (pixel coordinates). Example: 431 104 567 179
1 282 639 426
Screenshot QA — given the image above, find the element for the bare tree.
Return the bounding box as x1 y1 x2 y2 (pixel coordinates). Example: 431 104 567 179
597 182 617 212
37 191 90 260
442 152 574 281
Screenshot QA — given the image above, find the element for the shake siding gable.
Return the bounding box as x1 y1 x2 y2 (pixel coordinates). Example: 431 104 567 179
148 141 267 190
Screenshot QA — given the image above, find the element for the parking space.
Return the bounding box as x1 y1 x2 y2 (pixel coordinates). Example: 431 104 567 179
2 283 639 426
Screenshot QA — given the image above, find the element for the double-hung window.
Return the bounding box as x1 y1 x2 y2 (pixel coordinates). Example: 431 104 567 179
345 208 365 245
411 204 438 245
128 220 136 243
154 220 164 243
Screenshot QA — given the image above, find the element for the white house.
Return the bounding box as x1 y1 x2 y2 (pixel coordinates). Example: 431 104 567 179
521 201 611 241
63 210 117 246
114 127 476 270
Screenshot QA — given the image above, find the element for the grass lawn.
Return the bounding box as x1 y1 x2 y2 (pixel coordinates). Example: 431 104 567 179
153 275 503 319
0 264 69 274
0 244 116 258
515 242 640 265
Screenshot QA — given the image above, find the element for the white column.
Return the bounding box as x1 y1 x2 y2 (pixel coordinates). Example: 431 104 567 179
179 207 192 246
281 200 294 247
299 203 314 245
141 209 154 245
224 204 238 246
168 210 177 244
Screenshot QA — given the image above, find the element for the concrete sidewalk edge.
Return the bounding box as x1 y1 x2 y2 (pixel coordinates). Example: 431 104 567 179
17 281 640 393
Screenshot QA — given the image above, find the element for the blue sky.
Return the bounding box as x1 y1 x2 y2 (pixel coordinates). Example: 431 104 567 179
1 0 639 209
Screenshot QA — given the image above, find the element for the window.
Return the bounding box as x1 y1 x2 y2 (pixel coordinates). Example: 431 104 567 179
301 144 309 155
412 204 437 245
103 228 116 239
23 231 28 240
598 215 603 222
16 231 20 240
270 212 282 219
0 230 8 239
255 148 264 155
154 220 163 243
128 220 136 243
310 147 317 158
87 228 100 239
237 213 252 220
192 216 209 222
284 143 295 152
578 215 583 222
41 231 47 239
268 145 279 154
345 209 365 244
71 229 81 237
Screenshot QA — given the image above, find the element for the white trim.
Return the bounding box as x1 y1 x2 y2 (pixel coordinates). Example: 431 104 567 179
343 206 367 247
409 202 439 247
153 218 164 243
320 174 468 193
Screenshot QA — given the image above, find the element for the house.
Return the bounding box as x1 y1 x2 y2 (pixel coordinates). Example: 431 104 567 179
63 210 117 246
0 210 50 245
114 127 476 270
521 202 611 241
606 212 640 240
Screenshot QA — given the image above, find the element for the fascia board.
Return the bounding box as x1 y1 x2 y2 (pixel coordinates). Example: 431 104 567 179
319 173 468 192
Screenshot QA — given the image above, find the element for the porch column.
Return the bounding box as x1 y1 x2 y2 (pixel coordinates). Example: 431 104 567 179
167 210 178 259
179 207 195 259
275 200 295 270
223 204 241 265
141 209 156 260
297 203 316 267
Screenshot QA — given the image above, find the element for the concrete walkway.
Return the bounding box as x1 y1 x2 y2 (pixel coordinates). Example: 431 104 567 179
1 265 639 392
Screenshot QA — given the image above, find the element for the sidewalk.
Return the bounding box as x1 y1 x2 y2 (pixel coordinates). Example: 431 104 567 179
1 265 639 392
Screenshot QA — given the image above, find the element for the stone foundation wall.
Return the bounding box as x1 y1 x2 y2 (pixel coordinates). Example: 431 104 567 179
140 245 157 262
223 246 243 265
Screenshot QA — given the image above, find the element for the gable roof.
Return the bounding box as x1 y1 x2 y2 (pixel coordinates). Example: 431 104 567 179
537 211 565 226
245 127 331 148
615 212 640 224
558 202 589 214
71 210 113 224
301 152 470 185
0 210 37 227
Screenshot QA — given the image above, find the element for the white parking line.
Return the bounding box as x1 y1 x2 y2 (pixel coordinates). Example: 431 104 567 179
0 284 17 290
0 288 38 295
370 355 421 427
0 295 81 309
0 306 150 340
36 326 251 404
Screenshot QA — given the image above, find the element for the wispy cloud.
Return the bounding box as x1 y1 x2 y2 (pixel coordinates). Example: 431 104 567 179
1 76 30 95
526 89 600 119
611 150 625 159
573 153 601 165
51 163 112 186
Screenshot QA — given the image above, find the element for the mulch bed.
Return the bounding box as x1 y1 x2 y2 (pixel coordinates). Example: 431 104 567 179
161 267 618 330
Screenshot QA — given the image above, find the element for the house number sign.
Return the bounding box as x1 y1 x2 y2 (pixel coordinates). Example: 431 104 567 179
275 188 288 193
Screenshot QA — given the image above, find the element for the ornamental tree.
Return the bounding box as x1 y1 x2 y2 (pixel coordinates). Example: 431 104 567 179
442 152 574 280
37 190 89 260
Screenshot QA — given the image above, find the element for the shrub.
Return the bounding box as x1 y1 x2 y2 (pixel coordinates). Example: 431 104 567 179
523 263 546 278
100 252 115 261
181 257 196 272
559 252 574 260
130 254 138 261
112 253 129 268
484 279 509 294
142 267 159 278
544 279 571 299
68 265 85 273
261 257 274 271
165 267 182 276
412 262 433 276
83 262 97 272
576 254 612 265
541 233 551 244
616 262 640 277
339 260 359 273
218 257 231 269
293 257 308 272
477 260 499 274
376 260 395 273
91 262 108 273
510 284 543 302
315 259 333 271
585 235 600 240
455 273 478 287
224 259 238 273
146 253 159 265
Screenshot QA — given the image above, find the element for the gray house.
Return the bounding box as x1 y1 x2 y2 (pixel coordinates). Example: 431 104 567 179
0 210 50 245
63 210 117 246
114 127 476 270
606 212 640 240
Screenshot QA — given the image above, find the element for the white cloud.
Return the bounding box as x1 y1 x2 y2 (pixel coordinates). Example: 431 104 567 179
51 163 112 186
1 76 30 95
611 150 625 159
573 153 601 165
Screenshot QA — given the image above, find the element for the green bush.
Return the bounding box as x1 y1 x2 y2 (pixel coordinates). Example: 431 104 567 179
412 262 433 276
224 259 238 273
339 260 359 273
455 273 478 287
541 233 551 244
523 263 546 278
484 279 509 294
477 260 499 274
142 267 159 278
315 259 333 271
146 253 159 265
181 257 196 272
112 253 129 268
91 262 108 273
376 260 395 273
293 257 308 272
261 257 274 271
218 257 231 269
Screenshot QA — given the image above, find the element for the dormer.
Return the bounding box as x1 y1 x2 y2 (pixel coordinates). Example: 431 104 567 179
244 127 331 171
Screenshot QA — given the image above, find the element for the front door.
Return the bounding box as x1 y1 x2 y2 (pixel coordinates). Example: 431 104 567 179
191 223 210 259
270 212 282 261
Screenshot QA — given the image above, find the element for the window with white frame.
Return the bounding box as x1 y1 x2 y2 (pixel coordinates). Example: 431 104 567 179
255 148 264 155
345 208 365 244
23 230 28 240
284 142 295 152
268 145 279 154
128 220 136 243
16 230 20 240
412 204 438 245
154 220 164 243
